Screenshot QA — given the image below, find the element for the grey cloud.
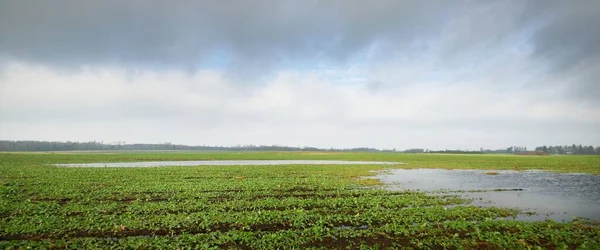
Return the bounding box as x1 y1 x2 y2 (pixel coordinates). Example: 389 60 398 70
2 1 599 71
523 0 600 102
0 0 455 69
529 1 600 69
1 0 600 121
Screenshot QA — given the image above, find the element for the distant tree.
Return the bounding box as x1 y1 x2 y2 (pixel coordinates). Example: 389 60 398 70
583 146 595 155
404 148 425 153
528 144 599 155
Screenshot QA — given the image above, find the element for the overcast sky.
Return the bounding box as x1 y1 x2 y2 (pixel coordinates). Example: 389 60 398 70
1 0 599 150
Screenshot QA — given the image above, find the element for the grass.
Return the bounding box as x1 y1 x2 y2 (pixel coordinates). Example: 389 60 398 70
1 152 599 249
3 151 599 174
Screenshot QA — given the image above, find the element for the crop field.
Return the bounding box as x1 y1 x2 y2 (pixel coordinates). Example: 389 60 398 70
1 152 600 249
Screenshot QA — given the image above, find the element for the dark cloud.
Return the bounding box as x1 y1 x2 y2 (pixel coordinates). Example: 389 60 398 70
1 0 599 100
523 0 600 101
0 0 456 68
529 1 600 68
2 1 599 68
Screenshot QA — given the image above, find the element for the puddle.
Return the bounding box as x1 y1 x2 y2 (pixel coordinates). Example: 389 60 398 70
56 160 401 168
377 169 600 222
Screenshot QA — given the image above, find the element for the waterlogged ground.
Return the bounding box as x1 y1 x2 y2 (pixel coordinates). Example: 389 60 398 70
377 169 600 222
57 160 400 167
1 152 600 249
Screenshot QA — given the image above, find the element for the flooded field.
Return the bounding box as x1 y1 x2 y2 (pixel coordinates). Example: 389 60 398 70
56 160 401 168
377 169 600 222
3 152 600 248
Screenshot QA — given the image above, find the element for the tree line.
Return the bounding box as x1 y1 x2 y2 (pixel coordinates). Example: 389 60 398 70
0 140 394 152
0 140 598 154
534 145 599 155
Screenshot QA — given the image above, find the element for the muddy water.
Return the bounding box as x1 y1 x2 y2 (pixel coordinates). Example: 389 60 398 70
56 160 401 168
377 169 600 222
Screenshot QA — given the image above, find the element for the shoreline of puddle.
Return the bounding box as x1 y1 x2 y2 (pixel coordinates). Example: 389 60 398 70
55 160 402 168
375 168 600 222
54 160 599 223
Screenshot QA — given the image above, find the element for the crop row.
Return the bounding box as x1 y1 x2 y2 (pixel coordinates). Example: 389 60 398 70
1 152 599 249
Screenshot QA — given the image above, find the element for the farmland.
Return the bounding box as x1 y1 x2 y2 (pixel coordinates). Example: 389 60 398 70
1 152 600 249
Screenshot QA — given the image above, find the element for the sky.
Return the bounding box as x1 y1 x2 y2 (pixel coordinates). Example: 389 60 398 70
0 0 599 150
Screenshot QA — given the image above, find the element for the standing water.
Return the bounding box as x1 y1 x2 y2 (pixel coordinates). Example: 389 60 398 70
377 169 600 222
55 160 401 168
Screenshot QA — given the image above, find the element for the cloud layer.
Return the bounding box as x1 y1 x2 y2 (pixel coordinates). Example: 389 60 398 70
1 0 599 149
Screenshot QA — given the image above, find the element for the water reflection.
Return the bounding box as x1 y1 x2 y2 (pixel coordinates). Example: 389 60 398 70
56 160 401 168
377 169 600 222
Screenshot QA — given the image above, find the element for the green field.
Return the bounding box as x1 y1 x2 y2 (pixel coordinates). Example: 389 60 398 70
1 152 599 249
